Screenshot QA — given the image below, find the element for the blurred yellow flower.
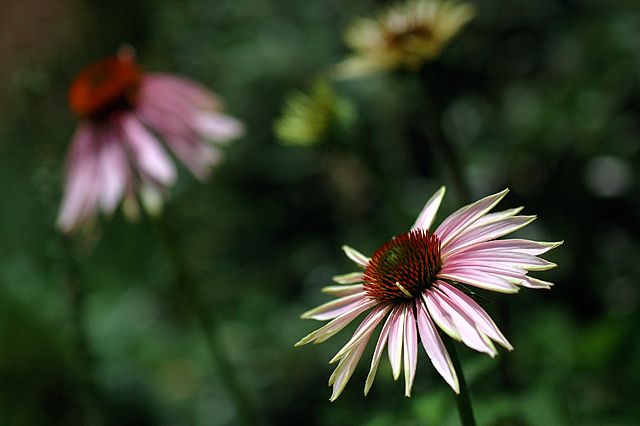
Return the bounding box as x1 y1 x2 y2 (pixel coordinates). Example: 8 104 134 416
275 79 355 146
335 0 475 78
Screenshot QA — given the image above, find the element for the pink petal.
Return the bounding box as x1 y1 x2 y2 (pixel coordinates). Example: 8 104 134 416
57 123 103 231
444 251 557 271
435 189 509 248
364 305 395 395
142 74 224 111
120 114 177 184
321 284 365 297
464 207 523 231
403 303 418 397
442 263 529 287
97 132 129 212
422 291 458 340
136 104 205 177
295 297 377 346
438 268 521 293
342 245 370 268
300 292 367 321
387 304 405 381
523 277 555 289
196 111 245 143
330 304 390 363
329 337 369 401
415 300 459 393
438 282 512 350
411 186 446 231
442 215 536 256
426 287 498 356
455 239 562 256
332 272 365 284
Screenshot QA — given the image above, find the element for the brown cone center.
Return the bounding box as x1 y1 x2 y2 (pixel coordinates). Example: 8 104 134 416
363 229 442 302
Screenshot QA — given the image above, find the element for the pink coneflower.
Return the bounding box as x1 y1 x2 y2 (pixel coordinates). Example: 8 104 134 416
296 187 561 400
57 47 244 232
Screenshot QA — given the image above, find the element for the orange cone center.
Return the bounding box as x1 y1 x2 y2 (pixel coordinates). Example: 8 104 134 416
68 56 141 118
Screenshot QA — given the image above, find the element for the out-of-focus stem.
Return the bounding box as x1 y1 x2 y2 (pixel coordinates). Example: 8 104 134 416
63 236 99 423
155 217 259 426
414 68 470 205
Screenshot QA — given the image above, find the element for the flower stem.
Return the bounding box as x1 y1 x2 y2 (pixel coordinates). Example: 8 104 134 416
413 68 470 205
441 334 477 426
63 236 100 422
154 216 259 426
179 269 259 426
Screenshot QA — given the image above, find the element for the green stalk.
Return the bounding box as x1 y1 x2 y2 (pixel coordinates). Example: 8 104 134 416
414 68 470 205
154 216 259 426
63 236 99 422
442 334 477 426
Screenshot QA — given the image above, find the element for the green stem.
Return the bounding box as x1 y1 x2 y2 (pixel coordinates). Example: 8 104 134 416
339 131 415 228
413 69 470 205
154 217 259 426
63 236 99 422
442 334 477 426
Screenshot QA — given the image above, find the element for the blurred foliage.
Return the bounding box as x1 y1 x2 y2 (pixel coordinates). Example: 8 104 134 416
1 0 640 425
274 78 356 146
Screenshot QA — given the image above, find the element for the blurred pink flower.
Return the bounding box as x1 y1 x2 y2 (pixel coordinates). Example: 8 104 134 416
296 187 561 400
57 48 244 232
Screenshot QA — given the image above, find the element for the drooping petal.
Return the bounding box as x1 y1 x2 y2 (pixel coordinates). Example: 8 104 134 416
427 286 498 356
135 115 210 180
196 111 245 143
438 282 512 350
301 292 368 321
97 130 129 213
411 186 446 231
296 297 377 346
57 123 109 232
330 304 391 363
403 303 418 397
329 338 369 401
57 130 95 226
163 134 221 181
387 304 405 381
119 114 177 184
364 304 395 395
415 300 459 393
423 291 459 341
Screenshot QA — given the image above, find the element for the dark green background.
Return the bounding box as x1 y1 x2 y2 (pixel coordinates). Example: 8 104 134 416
1 0 639 425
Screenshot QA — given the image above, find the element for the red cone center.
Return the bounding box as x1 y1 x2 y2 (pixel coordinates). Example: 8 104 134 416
68 56 141 118
363 229 442 302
